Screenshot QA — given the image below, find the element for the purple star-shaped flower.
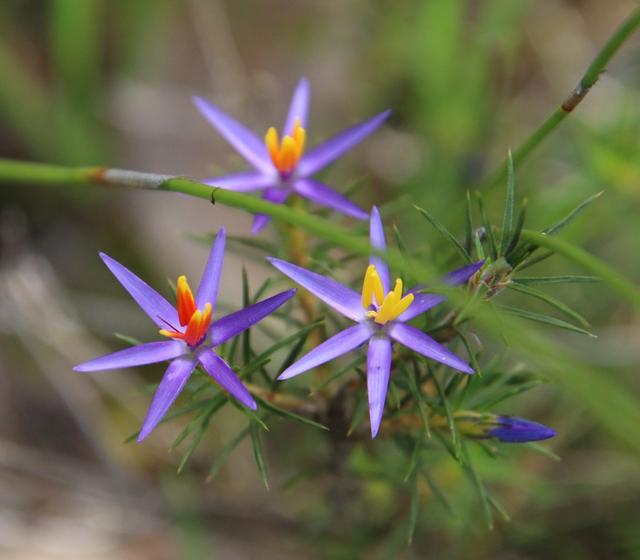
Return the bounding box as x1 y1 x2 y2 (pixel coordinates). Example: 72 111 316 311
269 207 484 438
74 229 295 441
193 78 390 233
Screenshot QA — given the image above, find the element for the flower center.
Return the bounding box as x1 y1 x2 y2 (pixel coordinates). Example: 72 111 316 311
159 275 212 347
264 118 306 178
361 264 414 325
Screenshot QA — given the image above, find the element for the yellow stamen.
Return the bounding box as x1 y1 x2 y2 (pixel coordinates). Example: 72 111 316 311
361 264 384 308
264 117 306 176
361 266 415 325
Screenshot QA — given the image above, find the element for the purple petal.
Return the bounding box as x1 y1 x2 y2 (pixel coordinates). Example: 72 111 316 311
293 178 368 220
278 323 371 380
297 109 391 176
203 171 274 192
369 206 390 293
488 416 557 443
444 260 485 286
367 336 392 438
388 322 474 374
197 348 256 409
210 289 296 347
100 253 178 329
268 258 363 321
397 293 446 322
192 96 271 173
138 356 197 441
252 187 290 234
74 340 185 372
284 77 310 135
196 228 225 310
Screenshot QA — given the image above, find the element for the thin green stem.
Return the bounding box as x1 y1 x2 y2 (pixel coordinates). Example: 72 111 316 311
482 7 640 190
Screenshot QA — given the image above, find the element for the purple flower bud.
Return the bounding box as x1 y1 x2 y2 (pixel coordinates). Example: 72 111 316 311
487 415 557 443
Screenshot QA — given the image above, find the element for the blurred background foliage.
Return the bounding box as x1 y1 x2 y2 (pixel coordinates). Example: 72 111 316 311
0 1 639 558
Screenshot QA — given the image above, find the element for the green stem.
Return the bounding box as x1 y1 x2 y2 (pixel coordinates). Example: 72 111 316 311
482 7 640 190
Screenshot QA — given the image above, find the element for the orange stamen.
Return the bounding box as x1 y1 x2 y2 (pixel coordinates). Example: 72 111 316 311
264 118 306 176
160 276 213 347
176 275 196 326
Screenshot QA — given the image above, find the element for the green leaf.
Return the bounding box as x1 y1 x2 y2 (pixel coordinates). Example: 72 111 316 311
310 355 364 395
476 192 498 260
249 420 270 490
407 472 419 545
461 441 493 530
519 229 640 310
543 191 604 236
403 368 431 439
241 267 251 366
177 396 227 473
506 282 591 327
170 394 227 452
516 249 554 271
499 151 515 256
239 318 324 378
514 275 600 285
432 372 461 461
464 190 473 255
276 327 312 376
403 434 425 483
474 229 486 260
496 304 595 337
421 463 456 517
474 380 546 410
347 389 369 437
206 427 250 482
522 442 562 461
414 204 471 263
113 332 143 346
488 495 511 523
505 199 527 258
255 396 329 431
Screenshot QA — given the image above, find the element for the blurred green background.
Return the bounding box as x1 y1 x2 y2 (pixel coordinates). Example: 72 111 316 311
1 1 639 558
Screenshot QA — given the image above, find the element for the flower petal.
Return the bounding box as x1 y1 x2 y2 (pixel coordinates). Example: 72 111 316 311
444 260 485 286
284 77 310 135
198 347 256 409
388 322 473 374
369 206 390 293
192 95 271 173
278 323 371 380
268 258 363 321
74 340 185 372
251 187 291 234
210 289 296 347
203 171 274 192
293 178 368 220
297 109 391 176
488 416 557 443
195 228 225 310
367 335 392 438
100 253 178 329
397 293 446 322
138 356 197 441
